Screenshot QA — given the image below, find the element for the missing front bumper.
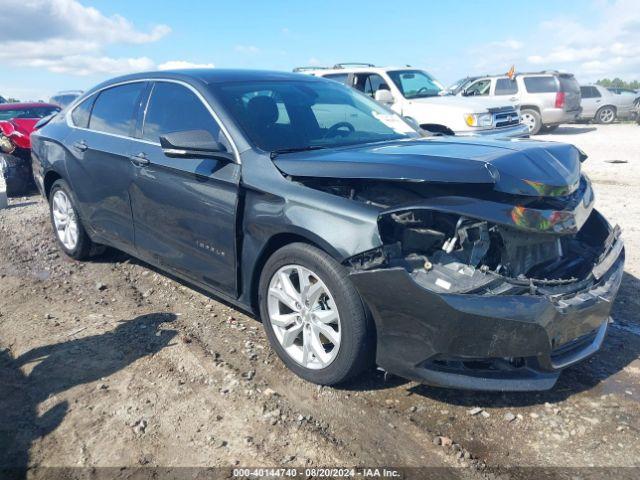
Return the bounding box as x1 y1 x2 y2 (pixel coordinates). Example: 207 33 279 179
350 252 623 392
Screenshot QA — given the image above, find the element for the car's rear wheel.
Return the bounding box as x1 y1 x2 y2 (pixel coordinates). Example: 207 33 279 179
521 109 542 135
258 243 374 385
596 106 616 124
49 179 94 260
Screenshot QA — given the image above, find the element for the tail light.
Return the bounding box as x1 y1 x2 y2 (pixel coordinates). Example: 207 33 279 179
555 92 566 109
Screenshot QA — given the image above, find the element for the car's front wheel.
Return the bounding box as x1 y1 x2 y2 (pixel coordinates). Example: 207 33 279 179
521 109 542 135
49 179 94 260
258 243 374 385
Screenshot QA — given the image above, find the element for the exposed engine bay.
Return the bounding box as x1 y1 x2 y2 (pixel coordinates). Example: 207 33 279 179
293 176 622 297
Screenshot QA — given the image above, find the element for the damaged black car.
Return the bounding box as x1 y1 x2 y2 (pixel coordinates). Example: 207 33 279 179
31 70 624 391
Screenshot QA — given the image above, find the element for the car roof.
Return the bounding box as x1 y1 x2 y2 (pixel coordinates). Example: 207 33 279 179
90 69 322 92
310 66 419 75
0 102 59 111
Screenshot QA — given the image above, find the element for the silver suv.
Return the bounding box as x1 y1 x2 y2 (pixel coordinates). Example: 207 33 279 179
454 71 582 134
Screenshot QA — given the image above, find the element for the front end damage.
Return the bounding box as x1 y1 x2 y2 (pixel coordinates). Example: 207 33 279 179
300 174 624 391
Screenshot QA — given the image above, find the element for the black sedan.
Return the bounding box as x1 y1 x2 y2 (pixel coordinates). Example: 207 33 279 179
31 69 624 391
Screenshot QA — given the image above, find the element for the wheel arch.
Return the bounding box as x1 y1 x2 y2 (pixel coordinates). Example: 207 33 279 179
520 105 541 114
419 123 455 136
43 169 64 200
247 230 341 314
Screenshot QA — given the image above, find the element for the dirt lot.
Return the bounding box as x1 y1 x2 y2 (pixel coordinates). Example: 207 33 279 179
1 124 639 478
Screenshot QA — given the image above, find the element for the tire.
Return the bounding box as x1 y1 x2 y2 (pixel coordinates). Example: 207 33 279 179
258 242 374 385
521 109 542 135
49 179 94 260
596 106 616 124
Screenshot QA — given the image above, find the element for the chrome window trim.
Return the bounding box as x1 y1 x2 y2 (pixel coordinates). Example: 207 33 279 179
65 78 241 164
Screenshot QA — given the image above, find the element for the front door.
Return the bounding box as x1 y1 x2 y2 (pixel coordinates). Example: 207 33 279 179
129 81 240 296
64 82 147 251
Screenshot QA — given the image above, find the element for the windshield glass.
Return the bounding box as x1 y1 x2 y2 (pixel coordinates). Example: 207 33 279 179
213 80 419 152
387 70 444 99
0 106 60 121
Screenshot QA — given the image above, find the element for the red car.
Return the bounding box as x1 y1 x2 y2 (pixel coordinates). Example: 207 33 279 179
0 102 60 195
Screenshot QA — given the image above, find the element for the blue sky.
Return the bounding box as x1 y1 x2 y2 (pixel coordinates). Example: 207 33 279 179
1 0 638 101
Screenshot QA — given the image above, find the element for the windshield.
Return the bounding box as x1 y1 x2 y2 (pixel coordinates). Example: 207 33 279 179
387 70 444 99
213 80 419 152
0 106 60 121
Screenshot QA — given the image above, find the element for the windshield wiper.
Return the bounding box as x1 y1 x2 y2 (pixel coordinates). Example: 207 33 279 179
270 145 326 159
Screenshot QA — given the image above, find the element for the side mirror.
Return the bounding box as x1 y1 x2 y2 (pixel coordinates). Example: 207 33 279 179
159 130 234 161
374 89 394 104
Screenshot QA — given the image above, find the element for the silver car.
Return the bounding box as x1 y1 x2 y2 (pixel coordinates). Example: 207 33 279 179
455 71 582 134
579 85 636 124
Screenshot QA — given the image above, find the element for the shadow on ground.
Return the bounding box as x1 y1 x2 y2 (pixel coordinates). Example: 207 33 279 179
546 126 598 135
0 313 177 479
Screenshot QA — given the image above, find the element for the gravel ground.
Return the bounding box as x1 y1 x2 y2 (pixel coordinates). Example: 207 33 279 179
0 124 638 478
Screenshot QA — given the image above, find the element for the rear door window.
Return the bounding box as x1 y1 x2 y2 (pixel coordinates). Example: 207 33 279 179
495 78 518 95
580 86 601 98
142 82 226 145
71 96 95 128
89 82 146 136
523 76 558 93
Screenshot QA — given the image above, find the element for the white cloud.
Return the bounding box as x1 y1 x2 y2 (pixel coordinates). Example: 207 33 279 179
234 44 260 54
470 0 640 82
0 0 174 76
158 60 215 70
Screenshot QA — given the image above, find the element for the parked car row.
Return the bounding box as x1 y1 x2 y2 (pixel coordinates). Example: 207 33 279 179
26 67 624 391
0 102 60 195
448 71 582 135
299 64 529 139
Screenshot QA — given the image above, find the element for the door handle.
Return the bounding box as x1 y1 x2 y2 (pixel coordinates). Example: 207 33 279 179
509 97 517 101
129 153 150 167
72 140 88 152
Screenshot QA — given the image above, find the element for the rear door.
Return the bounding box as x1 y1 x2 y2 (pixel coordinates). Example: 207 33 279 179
129 80 241 296
580 86 601 117
493 77 519 101
64 82 147 251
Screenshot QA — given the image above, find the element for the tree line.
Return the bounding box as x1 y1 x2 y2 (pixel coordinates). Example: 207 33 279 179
596 78 640 90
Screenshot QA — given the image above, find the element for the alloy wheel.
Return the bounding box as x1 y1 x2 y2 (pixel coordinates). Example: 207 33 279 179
598 107 615 124
267 264 341 370
52 190 79 251
521 112 537 132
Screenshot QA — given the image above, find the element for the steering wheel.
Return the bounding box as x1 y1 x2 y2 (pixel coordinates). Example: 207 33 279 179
417 87 431 95
324 121 355 138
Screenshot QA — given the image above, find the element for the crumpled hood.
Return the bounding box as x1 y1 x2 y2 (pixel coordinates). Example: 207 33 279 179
0 118 39 149
274 137 583 197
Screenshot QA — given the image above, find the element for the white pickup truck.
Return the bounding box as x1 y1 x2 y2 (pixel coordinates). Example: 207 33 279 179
299 64 528 138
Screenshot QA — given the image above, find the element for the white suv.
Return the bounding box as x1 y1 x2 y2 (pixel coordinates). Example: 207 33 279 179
451 72 582 134
299 64 528 138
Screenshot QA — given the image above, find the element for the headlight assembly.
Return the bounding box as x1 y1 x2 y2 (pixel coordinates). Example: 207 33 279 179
464 113 493 128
